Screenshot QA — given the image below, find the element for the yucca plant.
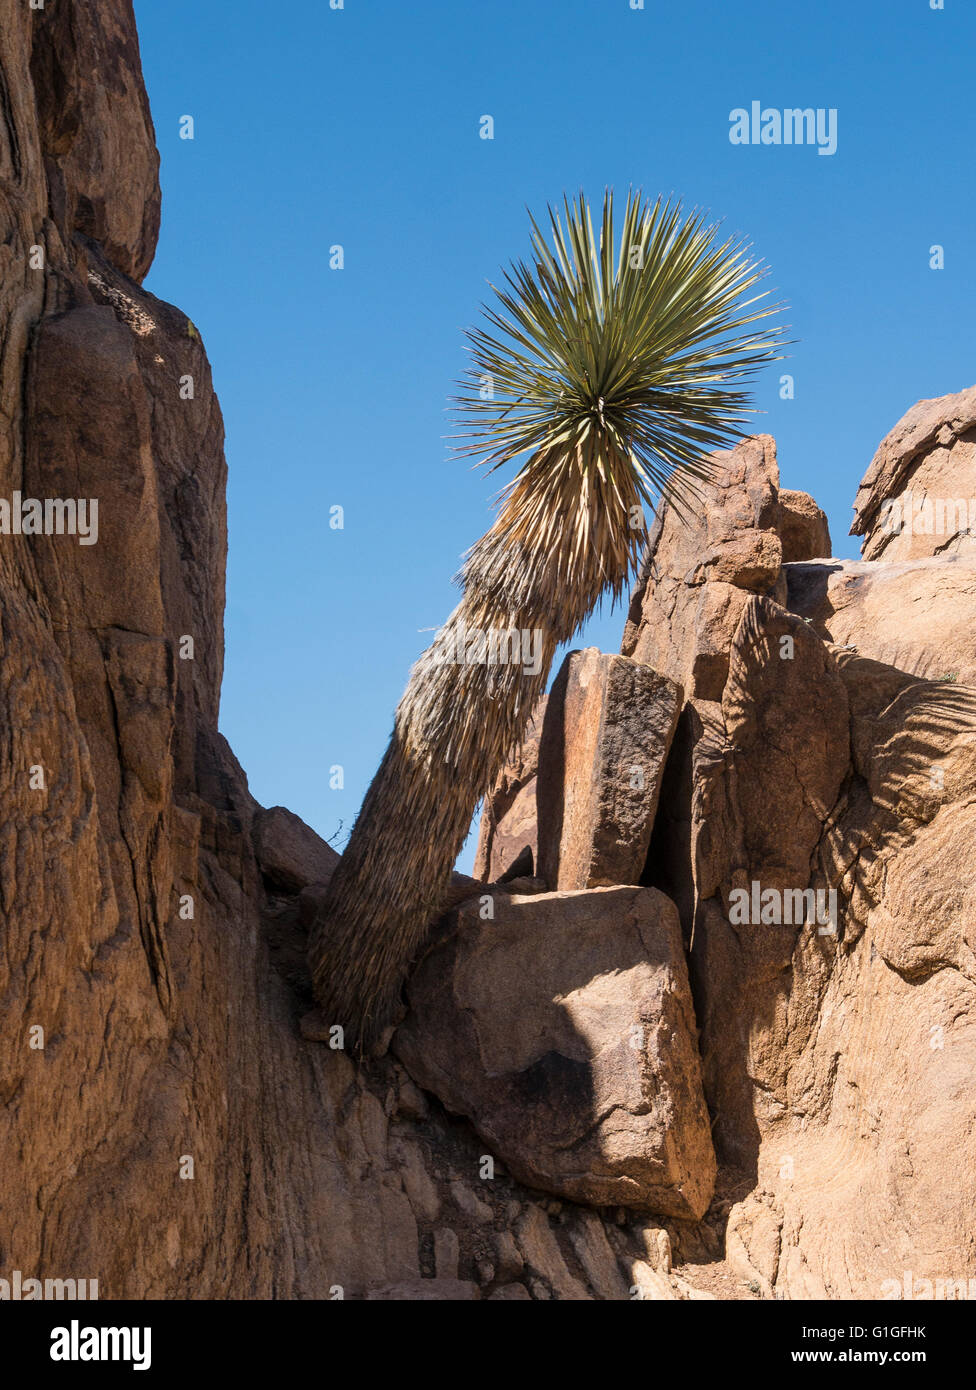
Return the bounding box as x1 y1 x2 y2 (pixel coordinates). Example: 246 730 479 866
309 189 785 1053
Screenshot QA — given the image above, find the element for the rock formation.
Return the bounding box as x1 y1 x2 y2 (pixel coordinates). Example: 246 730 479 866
474 403 976 1298
850 384 976 562
2 0 974 1302
536 650 681 891
395 886 716 1220
472 697 546 882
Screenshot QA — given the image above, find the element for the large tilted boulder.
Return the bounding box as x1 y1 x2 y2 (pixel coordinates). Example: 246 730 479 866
394 886 716 1220
536 649 681 891
850 383 976 562
30 0 161 282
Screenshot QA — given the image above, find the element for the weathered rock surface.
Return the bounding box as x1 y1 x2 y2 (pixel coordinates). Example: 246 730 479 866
364 1278 480 1301
777 488 831 561
536 648 681 891
623 419 976 1298
473 697 546 881
28 0 161 281
687 595 852 1167
394 887 717 1220
253 805 340 893
850 383 976 561
723 665 976 1298
786 554 976 688
621 434 787 701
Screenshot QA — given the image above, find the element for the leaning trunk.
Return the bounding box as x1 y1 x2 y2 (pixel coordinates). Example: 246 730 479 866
309 460 641 1052
308 593 556 1053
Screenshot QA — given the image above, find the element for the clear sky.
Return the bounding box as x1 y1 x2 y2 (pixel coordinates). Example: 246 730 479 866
133 0 975 869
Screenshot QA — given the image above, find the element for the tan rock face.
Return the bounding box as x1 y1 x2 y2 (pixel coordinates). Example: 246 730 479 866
623 413 976 1297
394 887 717 1220
786 554 976 688
688 595 852 1167
621 435 786 701
473 697 546 881
536 648 681 890
850 383 976 562
777 489 831 561
727 668 976 1299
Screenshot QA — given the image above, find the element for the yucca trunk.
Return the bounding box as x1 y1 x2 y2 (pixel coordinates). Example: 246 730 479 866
309 470 635 1053
307 615 547 1055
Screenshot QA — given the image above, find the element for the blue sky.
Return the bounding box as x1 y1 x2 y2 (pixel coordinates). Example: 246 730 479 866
134 0 975 868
